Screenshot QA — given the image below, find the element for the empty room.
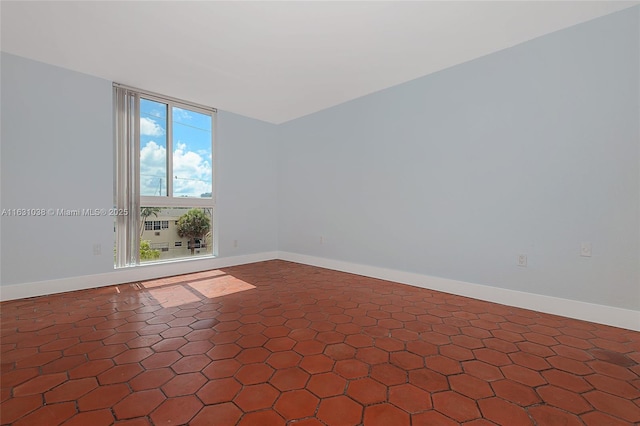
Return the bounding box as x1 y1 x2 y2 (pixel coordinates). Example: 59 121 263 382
1 1 639 425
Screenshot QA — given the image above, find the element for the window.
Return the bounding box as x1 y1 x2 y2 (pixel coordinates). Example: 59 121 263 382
188 239 203 249
114 84 216 267
144 220 169 231
175 242 182 247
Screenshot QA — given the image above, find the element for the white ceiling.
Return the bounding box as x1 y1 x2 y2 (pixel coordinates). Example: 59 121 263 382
1 1 637 124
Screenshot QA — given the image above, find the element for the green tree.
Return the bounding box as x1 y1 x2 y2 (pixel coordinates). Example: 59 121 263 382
140 240 161 260
177 208 211 255
140 207 162 237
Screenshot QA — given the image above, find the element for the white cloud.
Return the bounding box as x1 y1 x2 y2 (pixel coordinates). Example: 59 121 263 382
140 117 165 137
140 141 167 196
173 107 193 121
139 141 211 197
173 143 212 197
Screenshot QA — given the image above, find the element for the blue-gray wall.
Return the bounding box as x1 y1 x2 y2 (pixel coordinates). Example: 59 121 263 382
277 7 640 310
0 53 278 286
1 53 115 284
216 111 278 256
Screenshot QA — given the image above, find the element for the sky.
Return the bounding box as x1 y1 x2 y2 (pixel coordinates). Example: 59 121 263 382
139 98 212 198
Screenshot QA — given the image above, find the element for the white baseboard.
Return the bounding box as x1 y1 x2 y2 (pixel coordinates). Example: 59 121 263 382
278 251 640 332
3 250 638 331
0 251 279 302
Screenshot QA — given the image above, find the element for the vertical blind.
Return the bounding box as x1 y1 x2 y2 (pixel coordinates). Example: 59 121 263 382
113 86 140 268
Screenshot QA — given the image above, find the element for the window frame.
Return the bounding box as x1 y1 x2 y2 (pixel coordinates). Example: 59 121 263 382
138 92 214 206
114 83 217 268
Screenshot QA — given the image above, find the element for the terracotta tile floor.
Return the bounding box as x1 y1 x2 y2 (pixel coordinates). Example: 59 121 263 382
2 260 640 425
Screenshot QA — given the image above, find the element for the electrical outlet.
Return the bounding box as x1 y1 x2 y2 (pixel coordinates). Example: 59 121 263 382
233 240 238 248
320 236 324 245
93 243 101 255
581 242 592 257
517 254 527 267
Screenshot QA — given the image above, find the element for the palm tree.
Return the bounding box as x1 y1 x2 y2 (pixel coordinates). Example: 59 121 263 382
140 207 162 237
177 208 211 255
